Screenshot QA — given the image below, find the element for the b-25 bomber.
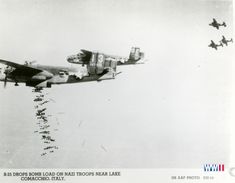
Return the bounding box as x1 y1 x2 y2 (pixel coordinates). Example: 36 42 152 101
220 36 233 46
208 40 223 50
0 47 144 88
209 18 226 30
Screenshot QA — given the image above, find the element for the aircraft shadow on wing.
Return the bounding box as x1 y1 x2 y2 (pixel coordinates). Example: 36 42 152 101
0 47 145 88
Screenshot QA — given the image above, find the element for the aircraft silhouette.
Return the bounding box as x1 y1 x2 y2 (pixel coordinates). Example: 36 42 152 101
208 40 223 50
209 18 226 30
220 36 233 46
0 47 144 88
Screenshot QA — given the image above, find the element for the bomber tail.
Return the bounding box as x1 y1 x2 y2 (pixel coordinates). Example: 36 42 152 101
129 47 144 62
117 47 144 65
222 22 226 27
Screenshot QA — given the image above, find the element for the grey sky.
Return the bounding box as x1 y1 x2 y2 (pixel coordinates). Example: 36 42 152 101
0 0 233 168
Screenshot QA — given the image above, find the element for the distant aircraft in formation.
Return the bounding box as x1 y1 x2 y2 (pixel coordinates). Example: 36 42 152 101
208 40 223 50
220 36 233 46
209 18 226 30
208 19 233 50
0 47 144 88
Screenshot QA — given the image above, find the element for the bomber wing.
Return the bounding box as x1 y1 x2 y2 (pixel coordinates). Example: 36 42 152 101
0 59 42 77
98 67 117 81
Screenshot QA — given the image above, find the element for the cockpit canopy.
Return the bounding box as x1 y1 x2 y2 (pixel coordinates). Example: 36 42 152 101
67 50 92 65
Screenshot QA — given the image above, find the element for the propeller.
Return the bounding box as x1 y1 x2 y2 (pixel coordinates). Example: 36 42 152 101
3 66 10 88
4 75 7 88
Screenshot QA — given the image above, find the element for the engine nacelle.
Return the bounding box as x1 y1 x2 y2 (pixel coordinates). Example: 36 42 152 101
26 81 51 88
31 75 47 80
31 71 53 81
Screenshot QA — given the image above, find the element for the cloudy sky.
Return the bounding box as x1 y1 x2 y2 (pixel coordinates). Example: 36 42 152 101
0 0 233 168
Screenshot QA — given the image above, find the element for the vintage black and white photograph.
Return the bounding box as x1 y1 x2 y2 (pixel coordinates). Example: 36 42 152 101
0 0 234 182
